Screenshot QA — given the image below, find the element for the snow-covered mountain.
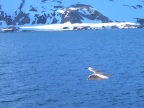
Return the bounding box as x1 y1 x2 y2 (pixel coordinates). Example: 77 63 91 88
0 0 144 30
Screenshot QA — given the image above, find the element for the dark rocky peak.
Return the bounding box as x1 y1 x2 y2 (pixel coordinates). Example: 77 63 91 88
52 0 62 4
41 0 48 2
60 4 112 23
19 0 25 12
135 18 144 26
123 4 143 9
41 0 62 4
29 5 37 12
136 4 143 8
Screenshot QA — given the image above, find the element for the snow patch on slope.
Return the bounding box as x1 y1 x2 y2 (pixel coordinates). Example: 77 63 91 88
19 22 139 31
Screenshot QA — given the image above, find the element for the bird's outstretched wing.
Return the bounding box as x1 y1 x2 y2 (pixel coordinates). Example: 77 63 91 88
88 67 103 74
88 67 111 80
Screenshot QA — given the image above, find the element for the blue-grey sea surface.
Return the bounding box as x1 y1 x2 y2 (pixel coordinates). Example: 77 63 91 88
0 29 144 108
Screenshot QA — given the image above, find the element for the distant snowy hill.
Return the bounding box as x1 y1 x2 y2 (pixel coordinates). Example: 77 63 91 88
0 0 144 30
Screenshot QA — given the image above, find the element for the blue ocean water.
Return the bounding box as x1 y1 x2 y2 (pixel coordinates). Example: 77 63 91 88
0 29 144 108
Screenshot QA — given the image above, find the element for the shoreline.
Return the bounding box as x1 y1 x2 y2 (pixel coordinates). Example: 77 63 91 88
0 22 143 32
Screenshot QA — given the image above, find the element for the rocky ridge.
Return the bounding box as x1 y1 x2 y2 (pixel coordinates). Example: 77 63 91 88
0 0 144 31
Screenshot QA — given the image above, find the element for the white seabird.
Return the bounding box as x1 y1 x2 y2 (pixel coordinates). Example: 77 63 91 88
87 67 111 80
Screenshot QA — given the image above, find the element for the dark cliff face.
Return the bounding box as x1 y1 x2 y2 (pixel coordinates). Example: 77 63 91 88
0 1 111 26
136 18 144 26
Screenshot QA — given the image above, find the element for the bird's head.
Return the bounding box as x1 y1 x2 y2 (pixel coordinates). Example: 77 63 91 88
88 67 93 71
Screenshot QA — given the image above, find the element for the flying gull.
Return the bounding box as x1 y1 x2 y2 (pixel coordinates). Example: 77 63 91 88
87 67 111 80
